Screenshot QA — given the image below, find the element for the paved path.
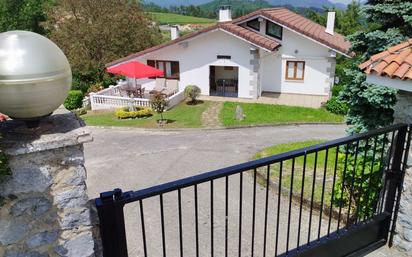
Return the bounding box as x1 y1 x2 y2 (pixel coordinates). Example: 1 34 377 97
201 102 223 128
84 125 402 257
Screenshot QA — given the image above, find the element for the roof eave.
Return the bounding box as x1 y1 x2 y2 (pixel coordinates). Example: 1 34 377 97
366 73 412 92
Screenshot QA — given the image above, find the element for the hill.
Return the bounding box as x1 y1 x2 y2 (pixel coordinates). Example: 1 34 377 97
148 12 216 24
146 0 346 9
199 0 272 18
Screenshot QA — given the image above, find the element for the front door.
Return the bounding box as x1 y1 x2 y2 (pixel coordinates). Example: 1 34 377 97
209 65 239 97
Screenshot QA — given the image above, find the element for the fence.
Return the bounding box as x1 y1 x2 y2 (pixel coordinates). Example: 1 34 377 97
90 90 185 111
95 124 411 257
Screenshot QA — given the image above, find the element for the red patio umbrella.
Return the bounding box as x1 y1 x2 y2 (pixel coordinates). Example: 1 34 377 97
107 61 164 78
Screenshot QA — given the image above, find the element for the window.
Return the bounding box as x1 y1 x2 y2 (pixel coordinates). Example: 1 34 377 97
285 61 305 81
246 18 260 31
147 60 180 79
266 21 282 40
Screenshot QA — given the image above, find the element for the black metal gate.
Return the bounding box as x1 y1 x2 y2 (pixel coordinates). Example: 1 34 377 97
95 124 411 257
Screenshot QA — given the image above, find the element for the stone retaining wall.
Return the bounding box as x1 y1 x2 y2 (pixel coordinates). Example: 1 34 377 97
0 113 95 257
393 90 412 253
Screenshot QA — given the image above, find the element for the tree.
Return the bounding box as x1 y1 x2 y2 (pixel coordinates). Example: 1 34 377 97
338 0 410 134
45 0 162 88
150 92 168 123
0 0 52 34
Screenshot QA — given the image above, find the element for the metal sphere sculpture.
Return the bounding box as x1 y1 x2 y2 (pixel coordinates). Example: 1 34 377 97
0 31 72 120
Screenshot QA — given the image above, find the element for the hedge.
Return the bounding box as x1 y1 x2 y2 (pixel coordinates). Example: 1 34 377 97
325 96 348 115
64 90 84 110
115 107 152 119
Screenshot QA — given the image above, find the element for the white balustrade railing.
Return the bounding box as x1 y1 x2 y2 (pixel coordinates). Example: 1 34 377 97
90 91 185 111
90 94 151 110
89 79 184 111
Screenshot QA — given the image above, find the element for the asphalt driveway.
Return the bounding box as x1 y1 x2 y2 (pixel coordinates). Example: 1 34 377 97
85 125 353 256
85 124 347 198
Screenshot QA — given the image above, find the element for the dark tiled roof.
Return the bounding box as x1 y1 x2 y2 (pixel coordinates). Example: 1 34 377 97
107 7 352 67
359 39 412 80
261 8 351 56
219 23 280 51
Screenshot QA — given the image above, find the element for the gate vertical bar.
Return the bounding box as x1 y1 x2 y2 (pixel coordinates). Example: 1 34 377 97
96 188 129 257
389 125 411 246
382 125 407 239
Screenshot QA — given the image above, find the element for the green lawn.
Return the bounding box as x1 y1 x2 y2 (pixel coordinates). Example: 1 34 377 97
81 101 211 128
148 12 216 25
254 140 338 208
220 102 344 127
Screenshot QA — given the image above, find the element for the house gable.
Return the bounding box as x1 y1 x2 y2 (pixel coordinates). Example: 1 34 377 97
234 9 351 57
106 8 352 68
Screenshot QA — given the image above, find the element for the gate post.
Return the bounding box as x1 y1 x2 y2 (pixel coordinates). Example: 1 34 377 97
383 126 408 240
95 188 129 257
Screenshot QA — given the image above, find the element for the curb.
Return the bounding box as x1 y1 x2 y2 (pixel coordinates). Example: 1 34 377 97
84 122 346 132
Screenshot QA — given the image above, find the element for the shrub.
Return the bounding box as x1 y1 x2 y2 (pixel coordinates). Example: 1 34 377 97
326 96 348 115
115 106 152 119
184 85 201 104
333 141 387 223
64 90 84 110
332 84 344 97
150 92 168 122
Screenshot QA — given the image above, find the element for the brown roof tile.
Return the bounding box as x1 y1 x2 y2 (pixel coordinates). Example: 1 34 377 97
107 7 352 67
393 63 410 78
382 62 400 76
360 39 412 80
405 68 412 80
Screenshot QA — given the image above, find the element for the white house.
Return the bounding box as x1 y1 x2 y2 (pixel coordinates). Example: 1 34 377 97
107 7 352 108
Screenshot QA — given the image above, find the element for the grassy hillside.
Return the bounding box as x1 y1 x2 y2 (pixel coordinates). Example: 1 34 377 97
148 12 216 24
199 0 272 18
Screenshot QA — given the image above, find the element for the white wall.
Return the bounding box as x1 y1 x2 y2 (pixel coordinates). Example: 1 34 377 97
261 26 334 96
131 30 255 98
115 19 336 99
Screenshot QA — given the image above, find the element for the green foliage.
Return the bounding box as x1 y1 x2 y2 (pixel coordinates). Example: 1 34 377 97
198 0 272 19
115 106 152 119
220 102 344 127
0 151 11 183
331 84 344 97
333 140 388 221
148 12 215 24
184 85 201 103
364 0 412 37
64 90 84 110
348 29 406 60
305 1 364 36
150 92 168 121
0 0 52 34
336 0 412 135
82 101 211 128
325 96 348 115
339 65 397 134
46 0 162 92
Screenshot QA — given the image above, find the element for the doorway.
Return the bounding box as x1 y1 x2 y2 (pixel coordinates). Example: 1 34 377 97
209 65 239 97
